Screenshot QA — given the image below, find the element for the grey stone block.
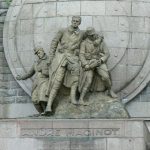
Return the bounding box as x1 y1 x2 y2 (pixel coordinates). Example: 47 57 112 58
34 18 44 34
17 88 28 96
119 17 150 33
126 65 141 81
0 57 8 67
57 1 80 16
41 140 70 150
0 46 4 51
33 2 56 18
0 81 9 89
111 65 127 81
106 1 131 16
1 96 16 104
93 16 118 32
132 2 150 17
0 2 9 9
0 89 17 97
44 17 68 33
126 102 150 117
53 119 89 129
104 31 130 48
0 122 18 137
3 74 15 81
127 49 147 65
0 138 43 150
81 1 105 15
20 20 33 35
133 138 146 150
124 121 144 137
70 139 94 150
0 15 5 22
16 96 31 103
9 81 20 89
107 138 145 150
24 0 44 3
0 66 11 74
78 16 92 30
19 4 32 20
2 103 37 118
131 33 150 49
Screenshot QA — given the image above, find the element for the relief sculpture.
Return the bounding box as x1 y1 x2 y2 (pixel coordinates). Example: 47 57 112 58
16 16 129 118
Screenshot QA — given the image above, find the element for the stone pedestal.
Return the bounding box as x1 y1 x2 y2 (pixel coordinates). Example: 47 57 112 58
0 119 147 150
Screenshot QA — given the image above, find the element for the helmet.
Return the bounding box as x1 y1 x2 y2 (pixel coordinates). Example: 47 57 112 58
86 27 96 36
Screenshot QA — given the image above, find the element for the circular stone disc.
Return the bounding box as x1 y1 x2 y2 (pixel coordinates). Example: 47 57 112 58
3 0 150 103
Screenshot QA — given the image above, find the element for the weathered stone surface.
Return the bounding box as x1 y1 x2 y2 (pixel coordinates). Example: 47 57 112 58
57 2 80 16
132 2 150 17
4 0 150 105
81 1 105 15
33 2 56 18
106 1 131 16
46 92 129 119
0 119 147 150
2 0 150 119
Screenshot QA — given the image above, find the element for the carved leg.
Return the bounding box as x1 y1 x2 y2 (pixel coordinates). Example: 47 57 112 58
97 68 117 98
32 103 43 117
70 81 78 105
40 101 47 112
45 67 66 113
79 70 93 105
31 89 42 116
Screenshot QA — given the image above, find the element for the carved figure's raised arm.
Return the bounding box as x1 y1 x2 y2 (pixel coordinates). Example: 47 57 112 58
16 65 35 80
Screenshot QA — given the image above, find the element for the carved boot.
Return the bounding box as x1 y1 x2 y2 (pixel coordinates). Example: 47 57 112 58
108 89 118 99
43 86 60 116
70 83 78 105
31 103 43 117
40 101 47 112
78 89 89 106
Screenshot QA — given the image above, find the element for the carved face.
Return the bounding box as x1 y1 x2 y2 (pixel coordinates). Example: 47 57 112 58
71 17 81 28
36 50 45 59
88 34 95 41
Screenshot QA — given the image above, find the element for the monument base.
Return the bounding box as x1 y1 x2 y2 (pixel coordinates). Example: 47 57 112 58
50 92 129 119
0 119 148 150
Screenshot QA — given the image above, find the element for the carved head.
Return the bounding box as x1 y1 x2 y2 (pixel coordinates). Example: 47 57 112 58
71 16 81 28
34 48 45 59
86 27 96 40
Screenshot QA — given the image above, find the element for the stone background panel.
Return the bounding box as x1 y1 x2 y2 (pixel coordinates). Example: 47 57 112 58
1 0 150 118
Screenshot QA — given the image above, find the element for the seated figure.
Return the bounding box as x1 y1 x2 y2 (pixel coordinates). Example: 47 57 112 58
78 27 117 105
16 48 49 116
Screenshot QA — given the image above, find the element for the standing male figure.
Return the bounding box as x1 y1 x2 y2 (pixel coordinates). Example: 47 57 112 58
45 16 84 114
79 27 117 105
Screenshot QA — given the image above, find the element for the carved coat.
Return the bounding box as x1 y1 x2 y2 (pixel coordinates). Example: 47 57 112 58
21 55 49 103
49 25 84 88
79 36 110 92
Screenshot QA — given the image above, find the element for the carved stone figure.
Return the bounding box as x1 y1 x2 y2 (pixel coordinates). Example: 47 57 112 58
78 27 117 105
16 48 49 116
44 16 84 114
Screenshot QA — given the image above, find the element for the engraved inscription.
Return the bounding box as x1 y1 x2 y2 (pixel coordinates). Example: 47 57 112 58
20 128 120 138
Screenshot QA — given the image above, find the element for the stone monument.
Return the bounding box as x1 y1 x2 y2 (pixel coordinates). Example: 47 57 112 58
2 0 150 149
15 16 129 118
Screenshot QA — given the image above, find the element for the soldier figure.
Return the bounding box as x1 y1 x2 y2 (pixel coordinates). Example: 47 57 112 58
44 16 84 114
16 48 49 116
78 27 117 105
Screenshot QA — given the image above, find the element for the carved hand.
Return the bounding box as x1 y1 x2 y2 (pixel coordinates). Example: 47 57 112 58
16 75 22 80
84 64 90 71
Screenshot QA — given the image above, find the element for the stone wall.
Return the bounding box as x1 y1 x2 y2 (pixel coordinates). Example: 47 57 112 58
1 0 150 118
0 0 36 118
